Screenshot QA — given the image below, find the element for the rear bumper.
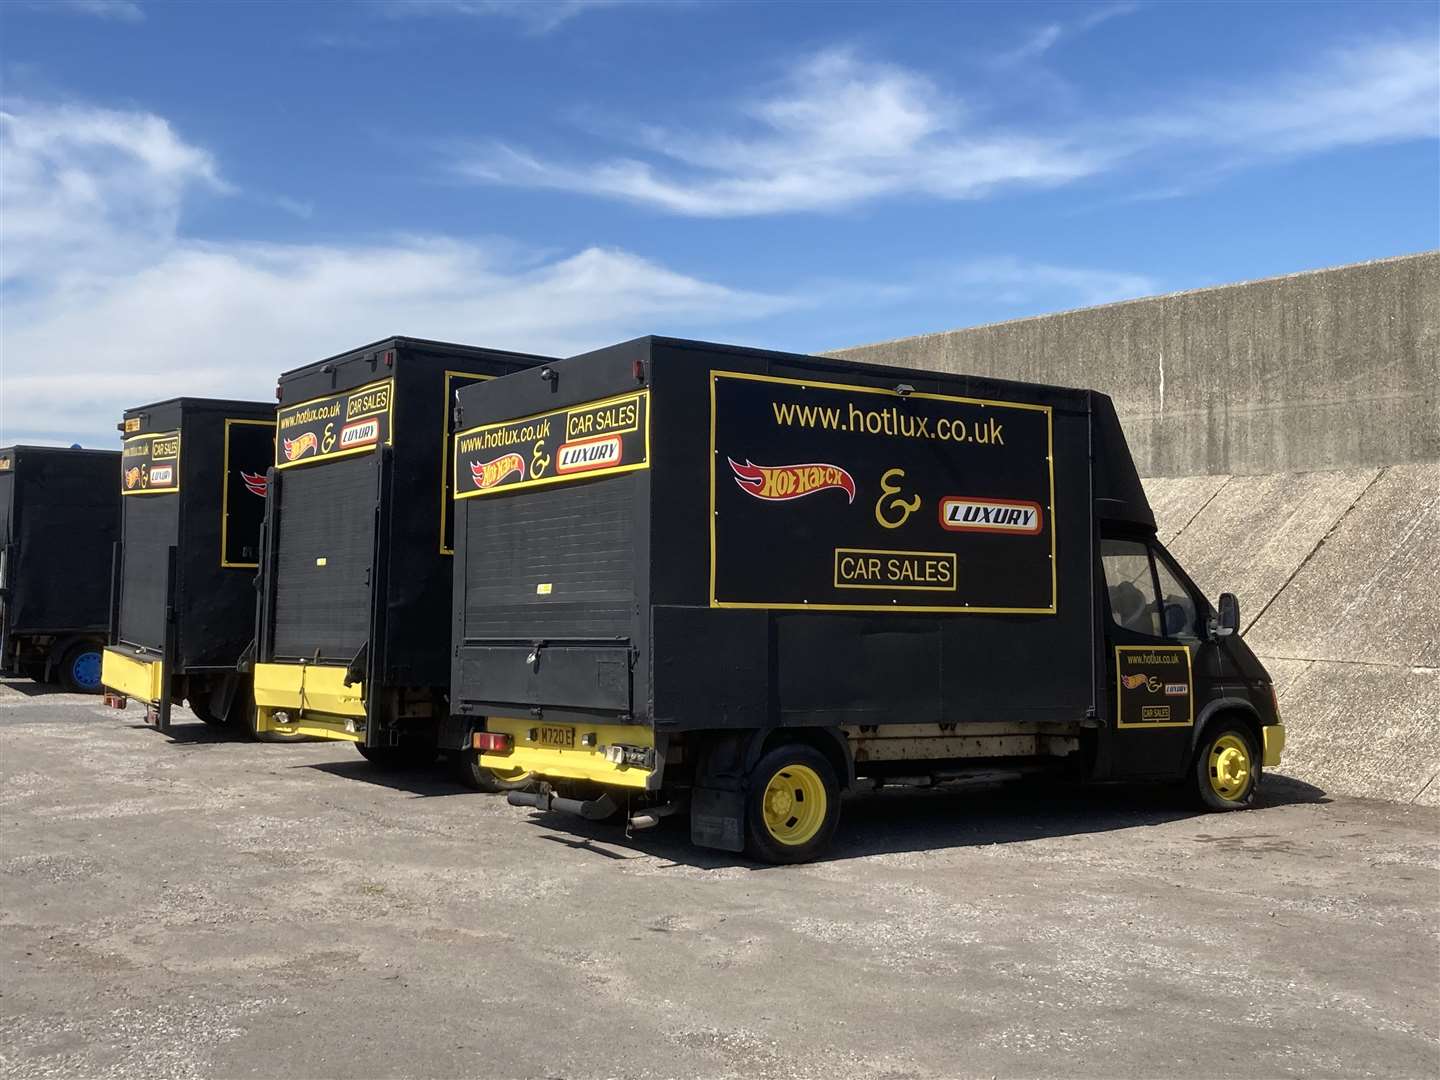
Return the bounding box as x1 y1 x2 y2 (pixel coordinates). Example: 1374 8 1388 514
253 662 365 742
102 648 164 704
479 717 656 790
1262 723 1286 768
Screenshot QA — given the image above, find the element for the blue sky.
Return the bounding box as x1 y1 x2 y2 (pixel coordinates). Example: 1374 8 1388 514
2 0 1436 446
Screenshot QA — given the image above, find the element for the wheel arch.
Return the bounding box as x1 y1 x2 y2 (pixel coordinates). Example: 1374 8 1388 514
1191 698 1264 761
755 726 854 791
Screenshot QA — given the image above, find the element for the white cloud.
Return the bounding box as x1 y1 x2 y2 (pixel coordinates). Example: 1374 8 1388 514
458 32 1438 217
1 102 225 282
1142 37 1439 157
993 2 1140 66
0 102 793 446
459 48 1102 216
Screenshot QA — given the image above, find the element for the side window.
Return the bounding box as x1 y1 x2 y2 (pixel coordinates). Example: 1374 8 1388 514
1154 553 1200 640
1101 538 1160 636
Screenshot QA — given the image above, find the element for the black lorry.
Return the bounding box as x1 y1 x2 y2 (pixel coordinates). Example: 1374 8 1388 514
100 398 275 732
451 337 1287 862
252 337 551 777
0 445 121 692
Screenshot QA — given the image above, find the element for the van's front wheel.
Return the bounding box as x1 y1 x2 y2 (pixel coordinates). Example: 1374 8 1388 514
1192 722 1259 810
744 745 840 864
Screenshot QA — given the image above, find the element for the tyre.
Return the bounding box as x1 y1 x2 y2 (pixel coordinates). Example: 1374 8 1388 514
1192 722 1259 811
451 750 534 793
58 643 104 694
188 690 227 727
744 744 841 864
356 741 437 771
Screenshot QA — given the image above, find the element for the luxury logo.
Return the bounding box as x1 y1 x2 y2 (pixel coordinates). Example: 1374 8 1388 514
729 458 856 503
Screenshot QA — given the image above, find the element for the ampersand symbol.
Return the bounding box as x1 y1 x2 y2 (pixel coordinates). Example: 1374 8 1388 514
875 468 921 529
531 440 550 479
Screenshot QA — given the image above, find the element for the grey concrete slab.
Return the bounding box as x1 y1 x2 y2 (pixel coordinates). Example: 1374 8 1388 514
831 252 1440 477
2 685 1438 1080
1271 660 1440 805
1247 463 1440 667
1140 473 1230 547
1161 469 1379 622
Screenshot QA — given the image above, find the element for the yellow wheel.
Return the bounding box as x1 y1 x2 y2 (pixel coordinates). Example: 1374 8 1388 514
1193 723 1258 810
745 745 840 863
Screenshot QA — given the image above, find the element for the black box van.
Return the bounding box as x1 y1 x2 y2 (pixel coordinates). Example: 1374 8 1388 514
0 445 121 692
450 338 1287 861
253 337 551 771
100 398 275 732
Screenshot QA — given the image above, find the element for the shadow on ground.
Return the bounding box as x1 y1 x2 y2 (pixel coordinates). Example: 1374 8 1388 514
514 773 1331 869
299 757 477 798
0 677 75 698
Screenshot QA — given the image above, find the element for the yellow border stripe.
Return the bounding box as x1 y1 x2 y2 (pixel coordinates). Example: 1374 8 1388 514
274 377 394 470
452 389 651 501
220 417 275 569
708 369 1057 615
1114 645 1195 729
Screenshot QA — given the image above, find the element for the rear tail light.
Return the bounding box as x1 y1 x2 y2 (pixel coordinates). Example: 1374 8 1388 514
473 731 513 753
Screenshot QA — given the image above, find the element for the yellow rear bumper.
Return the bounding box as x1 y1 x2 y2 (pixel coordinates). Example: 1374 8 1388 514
252 662 364 742
102 648 164 704
1262 724 1286 768
479 717 654 790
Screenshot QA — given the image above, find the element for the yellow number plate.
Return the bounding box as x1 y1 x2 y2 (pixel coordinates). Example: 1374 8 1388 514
537 725 575 749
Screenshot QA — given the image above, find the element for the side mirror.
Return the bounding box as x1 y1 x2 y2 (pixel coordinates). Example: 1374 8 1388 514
1214 592 1240 638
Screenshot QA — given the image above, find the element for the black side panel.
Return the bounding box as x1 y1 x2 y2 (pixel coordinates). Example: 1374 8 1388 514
461 475 637 642
7 449 121 635
118 494 178 650
271 455 375 662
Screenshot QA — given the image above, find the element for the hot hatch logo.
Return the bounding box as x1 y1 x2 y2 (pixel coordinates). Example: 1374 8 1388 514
939 497 1043 534
282 432 318 462
241 471 269 498
470 452 525 490
124 466 142 490
729 459 856 503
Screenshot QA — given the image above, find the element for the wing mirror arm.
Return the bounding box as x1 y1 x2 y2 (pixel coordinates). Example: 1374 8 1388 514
1212 592 1240 638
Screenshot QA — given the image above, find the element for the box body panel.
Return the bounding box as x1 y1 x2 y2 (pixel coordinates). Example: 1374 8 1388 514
258 338 550 736
452 337 1152 739
0 446 121 638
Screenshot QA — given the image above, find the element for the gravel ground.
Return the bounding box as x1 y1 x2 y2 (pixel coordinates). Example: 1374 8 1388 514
1 679 1437 1080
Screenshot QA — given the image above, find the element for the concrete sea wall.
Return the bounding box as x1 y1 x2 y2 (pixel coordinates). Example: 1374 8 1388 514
830 252 1440 804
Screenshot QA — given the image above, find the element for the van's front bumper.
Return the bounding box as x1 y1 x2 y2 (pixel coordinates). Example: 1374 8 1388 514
1262 724 1286 768
102 647 164 704
479 717 656 790
252 662 364 742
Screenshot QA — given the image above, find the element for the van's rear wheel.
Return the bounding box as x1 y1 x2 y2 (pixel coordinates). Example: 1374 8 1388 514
188 690 226 726
1192 723 1259 810
58 643 103 694
452 751 534 793
744 745 840 864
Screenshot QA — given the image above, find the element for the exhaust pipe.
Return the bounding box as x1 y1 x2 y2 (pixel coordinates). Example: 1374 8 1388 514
507 785 618 821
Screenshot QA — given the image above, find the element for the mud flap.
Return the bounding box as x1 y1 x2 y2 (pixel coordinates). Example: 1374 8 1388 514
691 787 744 852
